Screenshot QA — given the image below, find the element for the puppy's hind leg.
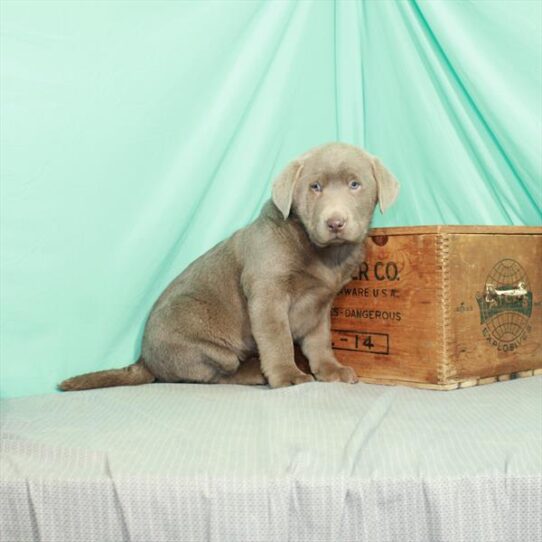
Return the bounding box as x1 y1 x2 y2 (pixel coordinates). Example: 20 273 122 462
217 356 267 385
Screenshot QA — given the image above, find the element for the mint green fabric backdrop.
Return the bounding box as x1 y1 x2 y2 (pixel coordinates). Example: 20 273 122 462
1 1 541 398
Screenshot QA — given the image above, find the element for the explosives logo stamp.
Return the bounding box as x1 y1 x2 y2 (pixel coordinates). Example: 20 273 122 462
476 259 532 352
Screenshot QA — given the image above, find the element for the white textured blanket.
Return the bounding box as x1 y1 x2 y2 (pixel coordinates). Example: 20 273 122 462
1 378 541 541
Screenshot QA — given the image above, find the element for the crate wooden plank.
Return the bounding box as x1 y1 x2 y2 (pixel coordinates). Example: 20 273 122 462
331 233 441 384
447 233 542 381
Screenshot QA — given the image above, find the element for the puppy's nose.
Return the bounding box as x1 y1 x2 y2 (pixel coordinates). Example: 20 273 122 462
326 217 346 233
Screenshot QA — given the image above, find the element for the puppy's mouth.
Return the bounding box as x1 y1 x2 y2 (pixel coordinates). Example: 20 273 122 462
311 233 351 248
327 235 348 244
311 229 368 248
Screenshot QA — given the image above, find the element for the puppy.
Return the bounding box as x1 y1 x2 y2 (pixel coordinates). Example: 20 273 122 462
59 142 399 390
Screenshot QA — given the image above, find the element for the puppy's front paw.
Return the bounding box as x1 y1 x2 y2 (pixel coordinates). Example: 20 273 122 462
268 370 315 388
316 363 358 384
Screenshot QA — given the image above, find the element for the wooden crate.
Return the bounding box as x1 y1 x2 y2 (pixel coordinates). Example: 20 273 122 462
331 226 542 390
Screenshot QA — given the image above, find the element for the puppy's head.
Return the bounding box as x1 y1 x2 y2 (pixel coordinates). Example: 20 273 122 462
272 142 400 247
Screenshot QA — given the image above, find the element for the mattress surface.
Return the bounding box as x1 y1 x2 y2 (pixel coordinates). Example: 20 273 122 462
1 378 541 542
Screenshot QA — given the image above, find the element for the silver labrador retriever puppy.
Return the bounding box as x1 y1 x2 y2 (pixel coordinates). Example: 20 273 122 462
59 142 399 390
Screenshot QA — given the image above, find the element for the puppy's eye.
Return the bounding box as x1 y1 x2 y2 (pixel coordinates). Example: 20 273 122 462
310 182 322 193
349 180 361 190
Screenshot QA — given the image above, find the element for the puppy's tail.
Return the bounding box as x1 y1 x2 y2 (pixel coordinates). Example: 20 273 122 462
58 358 156 391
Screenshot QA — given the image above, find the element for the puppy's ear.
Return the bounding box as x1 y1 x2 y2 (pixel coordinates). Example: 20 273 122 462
272 161 304 219
372 158 400 213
